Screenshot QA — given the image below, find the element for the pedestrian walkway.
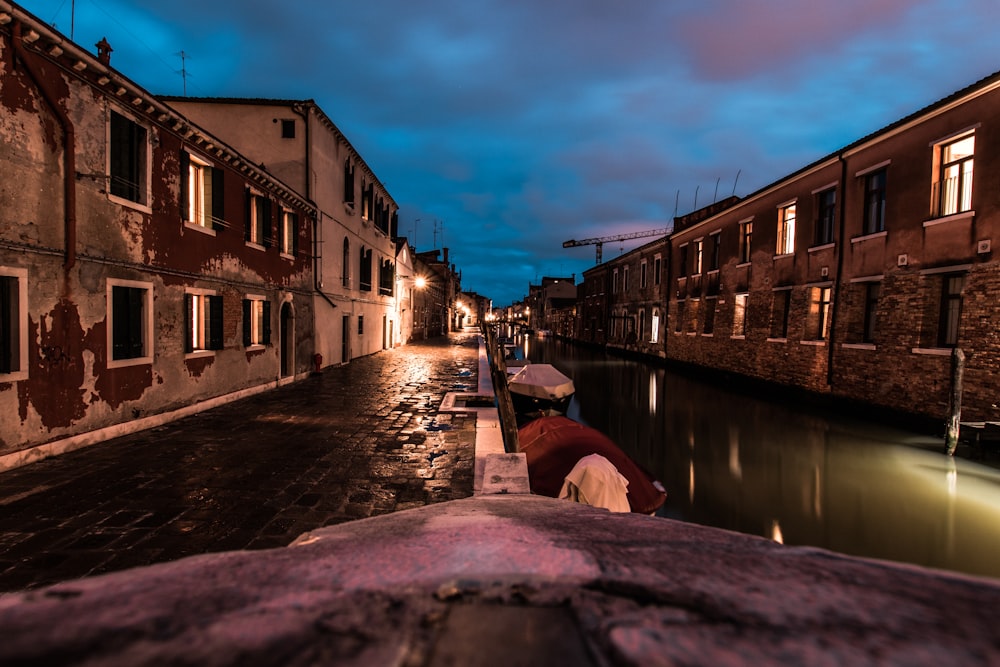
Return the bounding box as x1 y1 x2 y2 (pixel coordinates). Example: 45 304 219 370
0 331 482 592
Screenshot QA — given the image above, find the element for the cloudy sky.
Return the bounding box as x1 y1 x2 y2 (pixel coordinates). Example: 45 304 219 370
17 0 1000 305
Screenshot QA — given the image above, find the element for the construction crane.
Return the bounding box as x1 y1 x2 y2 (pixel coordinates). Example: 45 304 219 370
562 228 670 264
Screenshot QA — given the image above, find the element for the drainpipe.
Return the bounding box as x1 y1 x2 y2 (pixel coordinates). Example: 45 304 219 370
12 21 76 270
826 153 848 387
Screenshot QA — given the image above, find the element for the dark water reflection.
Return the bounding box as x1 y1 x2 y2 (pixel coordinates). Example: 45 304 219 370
523 334 1000 581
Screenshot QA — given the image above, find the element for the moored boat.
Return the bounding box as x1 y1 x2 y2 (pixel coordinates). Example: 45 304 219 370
507 363 575 415
517 415 667 514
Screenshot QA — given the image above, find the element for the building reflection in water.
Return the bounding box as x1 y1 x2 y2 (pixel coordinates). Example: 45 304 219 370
524 336 1000 581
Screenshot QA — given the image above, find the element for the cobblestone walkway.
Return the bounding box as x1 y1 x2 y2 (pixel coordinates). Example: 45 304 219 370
0 331 480 592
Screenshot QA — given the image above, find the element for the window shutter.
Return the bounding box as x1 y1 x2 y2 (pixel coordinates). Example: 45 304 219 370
292 213 299 256
208 295 224 350
183 293 193 353
244 189 252 242
262 198 273 248
112 286 129 359
179 150 190 221
242 299 251 346
211 167 225 230
0 277 12 373
262 300 271 345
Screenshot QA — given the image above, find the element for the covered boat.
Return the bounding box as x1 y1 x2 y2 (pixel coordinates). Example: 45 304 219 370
517 415 667 514
507 363 575 415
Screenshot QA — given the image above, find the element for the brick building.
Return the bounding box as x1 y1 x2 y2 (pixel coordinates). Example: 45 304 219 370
666 71 1000 424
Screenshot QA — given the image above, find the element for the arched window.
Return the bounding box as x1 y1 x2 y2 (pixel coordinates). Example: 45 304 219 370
342 238 350 287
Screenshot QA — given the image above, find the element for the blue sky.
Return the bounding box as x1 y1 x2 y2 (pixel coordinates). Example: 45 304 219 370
17 0 1000 306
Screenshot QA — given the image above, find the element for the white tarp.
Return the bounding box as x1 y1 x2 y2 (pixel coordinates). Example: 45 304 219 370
507 363 575 400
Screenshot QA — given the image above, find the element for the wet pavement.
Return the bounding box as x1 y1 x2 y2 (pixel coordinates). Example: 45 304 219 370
0 331 481 592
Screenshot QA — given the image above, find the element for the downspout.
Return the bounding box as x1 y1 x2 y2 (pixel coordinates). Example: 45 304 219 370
12 21 76 270
826 153 848 387
290 102 324 298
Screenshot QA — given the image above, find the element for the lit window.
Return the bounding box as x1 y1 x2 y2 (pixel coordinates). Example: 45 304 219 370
280 209 298 257
809 287 832 340
733 293 748 337
738 220 753 264
108 279 153 367
242 296 271 347
109 110 148 206
245 191 271 247
0 268 28 381
776 203 796 255
185 291 223 354
936 134 974 217
650 309 660 343
182 151 223 230
693 239 703 274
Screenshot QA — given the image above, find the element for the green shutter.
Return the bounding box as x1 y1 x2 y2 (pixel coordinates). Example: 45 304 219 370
262 300 271 345
291 213 299 256
209 295 224 350
183 293 193 353
262 198 273 248
244 189 252 242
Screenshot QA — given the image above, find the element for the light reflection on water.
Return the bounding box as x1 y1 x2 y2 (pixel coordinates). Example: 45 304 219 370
523 334 1000 580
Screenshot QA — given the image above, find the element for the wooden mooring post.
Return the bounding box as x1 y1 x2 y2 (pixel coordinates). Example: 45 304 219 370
945 347 965 456
481 323 520 453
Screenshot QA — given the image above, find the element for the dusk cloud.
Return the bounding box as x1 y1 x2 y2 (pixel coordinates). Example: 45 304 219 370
19 0 1000 304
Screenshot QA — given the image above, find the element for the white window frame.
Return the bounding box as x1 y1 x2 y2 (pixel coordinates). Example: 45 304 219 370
693 238 704 275
186 288 218 358
0 266 29 382
107 278 154 369
107 108 152 213
245 294 267 349
776 201 797 256
650 308 660 344
185 151 216 233
280 208 297 259
932 130 975 218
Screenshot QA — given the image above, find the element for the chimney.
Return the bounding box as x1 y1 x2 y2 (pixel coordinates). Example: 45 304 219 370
443 247 449 264
96 37 112 65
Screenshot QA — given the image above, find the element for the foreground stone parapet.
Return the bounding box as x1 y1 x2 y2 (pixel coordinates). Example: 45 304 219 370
2 495 999 665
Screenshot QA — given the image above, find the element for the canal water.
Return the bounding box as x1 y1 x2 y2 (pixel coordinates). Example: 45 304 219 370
521 334 1000 581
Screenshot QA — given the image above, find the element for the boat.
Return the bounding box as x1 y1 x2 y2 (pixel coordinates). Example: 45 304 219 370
507 363 575 415
517 415 667 514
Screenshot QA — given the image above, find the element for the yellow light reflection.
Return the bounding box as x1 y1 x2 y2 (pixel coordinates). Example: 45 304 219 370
770 520 784 544
648 372 657 416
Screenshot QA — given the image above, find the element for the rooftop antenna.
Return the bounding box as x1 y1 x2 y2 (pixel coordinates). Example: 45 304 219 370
713 177 721 203
71 0 75 40
732 169 742 197
673 189 679 218
177 51 189 95
693 185 700 211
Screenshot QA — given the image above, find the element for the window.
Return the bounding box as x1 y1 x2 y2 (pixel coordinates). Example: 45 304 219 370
776 203 796 255
379 259 394 296
108 279 153 367
280 209 299 257
678 244 688 277
0 268 28 380
640 261 648 289
185 291 223 354
638 310 646 342
863 282 880 344
863 169 887 234
653 256 662 286
936 134 974 217
693 239 703 274
733 293 748 337
343 160 355 205
623 266 629 292
281 119 295 139
342 238 351 287
181 150 224 230
359 247 373 292
242 296 271 347
770 290 791 339
703 297 716 335
650 309 660 344
246 191 272 247
612 269 619 294
358 315 365 335
709 233 721 271
815 188 836 245
808 287 832 340
675 300 685 332
938 274 965 348
109 110 147 205
738 220 753 264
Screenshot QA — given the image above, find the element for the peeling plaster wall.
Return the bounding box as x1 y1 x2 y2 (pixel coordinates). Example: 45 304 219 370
0 17 316 460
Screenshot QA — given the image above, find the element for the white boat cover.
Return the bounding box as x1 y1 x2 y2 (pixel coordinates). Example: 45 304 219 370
507 363 575 400
558 453 631 513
